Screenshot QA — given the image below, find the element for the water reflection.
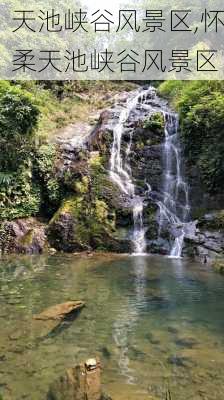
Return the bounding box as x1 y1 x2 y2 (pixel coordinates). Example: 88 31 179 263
0 254 224 400
112 256 147 384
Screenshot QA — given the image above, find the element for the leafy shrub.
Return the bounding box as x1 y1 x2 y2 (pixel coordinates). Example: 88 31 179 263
158 80 187 101
34 144 62 216
0 82 39 171
158 80 224 194
143 112 165 133
0 82 41 219
0 166 41 220
0 84 39 138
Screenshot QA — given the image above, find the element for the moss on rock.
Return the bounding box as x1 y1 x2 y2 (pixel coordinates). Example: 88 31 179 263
212 259 224 275
143 112 165 135
47 193 130 252
0 218 46 255
47 156 131 253
198 210 224 230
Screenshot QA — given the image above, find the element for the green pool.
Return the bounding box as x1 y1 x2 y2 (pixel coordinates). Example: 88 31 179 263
0 253 224 400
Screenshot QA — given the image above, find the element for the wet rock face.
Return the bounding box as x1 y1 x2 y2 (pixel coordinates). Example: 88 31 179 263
0 218 46 255
55 140 90 186
130 143 163 191
88 89 224 259
87 110 115 155
186 161 224 220
86 90 166 253
47 209 131 253
36 89 180 255
47 191 132 254
88 94 165 193
47 212 88 252
42 111 133 253
183 212 224 262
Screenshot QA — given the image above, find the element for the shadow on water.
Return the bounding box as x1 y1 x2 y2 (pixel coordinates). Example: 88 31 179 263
44 309 83 339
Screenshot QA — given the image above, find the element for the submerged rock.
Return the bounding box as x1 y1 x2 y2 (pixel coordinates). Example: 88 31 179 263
167 326 179 335
146 332 160 345
99 346 111 360
167 355 192 368
174 337 199 349
129 345 146 361
33 301 85 321
32 301 85 338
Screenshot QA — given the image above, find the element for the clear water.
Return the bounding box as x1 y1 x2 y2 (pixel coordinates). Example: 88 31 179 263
0 253 224 400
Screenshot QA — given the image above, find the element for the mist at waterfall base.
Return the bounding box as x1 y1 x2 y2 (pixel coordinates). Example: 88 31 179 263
109 86 192 258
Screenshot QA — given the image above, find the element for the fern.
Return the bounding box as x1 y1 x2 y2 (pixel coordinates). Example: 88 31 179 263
0 172 14 187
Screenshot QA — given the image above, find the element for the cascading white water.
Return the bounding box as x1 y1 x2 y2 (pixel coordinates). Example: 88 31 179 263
132 197 146 255
109 86 190 257
109 89 151 254
158 112 190 258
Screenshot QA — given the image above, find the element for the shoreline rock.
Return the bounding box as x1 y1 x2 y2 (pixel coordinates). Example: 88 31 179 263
0 218 46 255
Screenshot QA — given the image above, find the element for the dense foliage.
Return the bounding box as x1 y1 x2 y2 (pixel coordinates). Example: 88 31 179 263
1 78 224 222
0 81 71 219
159 80 224 194
0 81 39 170
0 80 135 221
0 82 40 219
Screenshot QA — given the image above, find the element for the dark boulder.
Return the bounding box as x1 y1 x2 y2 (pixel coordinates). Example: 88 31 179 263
0 218 46 255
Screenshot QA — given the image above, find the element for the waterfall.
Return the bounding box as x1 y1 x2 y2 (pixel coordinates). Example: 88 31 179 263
158 112 190 258
109 89 151 255
132 197 146 255
109 86 190 257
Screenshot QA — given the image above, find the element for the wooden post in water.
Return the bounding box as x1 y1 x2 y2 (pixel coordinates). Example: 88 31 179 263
47 358 103 400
